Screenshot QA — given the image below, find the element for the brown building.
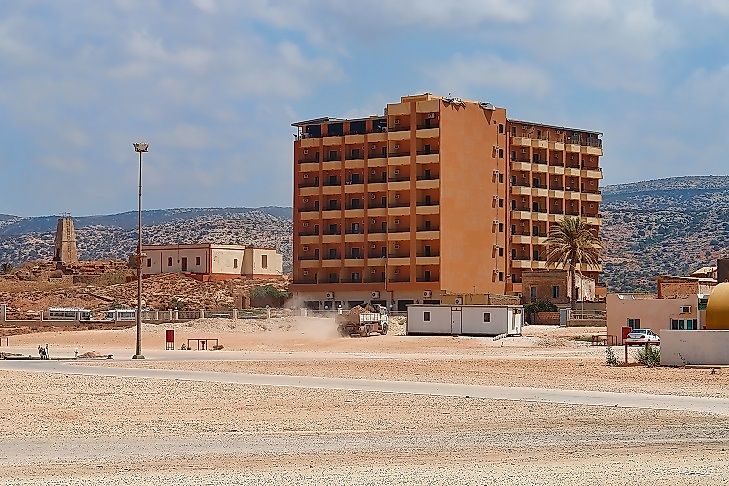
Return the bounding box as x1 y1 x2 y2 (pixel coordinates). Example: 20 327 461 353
656 275 716 299
53 216 78 264
521 270 596 305
291 93 603 310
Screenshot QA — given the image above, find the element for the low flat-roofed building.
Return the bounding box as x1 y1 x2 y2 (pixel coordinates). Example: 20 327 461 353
606 292 707 345
521 270 595 305
656 275 717 299
140 244 282 280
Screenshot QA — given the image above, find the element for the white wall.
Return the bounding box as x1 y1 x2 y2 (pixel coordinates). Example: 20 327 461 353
607 294 699 344
244 248 283 276
211 248 246 275
660 330 729 366
143 248 209 275
407 305 522 336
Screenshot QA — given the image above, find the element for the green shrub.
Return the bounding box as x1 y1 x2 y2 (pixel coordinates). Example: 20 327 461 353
250 285 290 308
605 346 619 366
634 345 661 367
524 300 558 315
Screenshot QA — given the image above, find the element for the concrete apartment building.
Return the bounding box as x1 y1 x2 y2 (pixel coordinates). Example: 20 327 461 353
141 244 282 280
291 93 603 310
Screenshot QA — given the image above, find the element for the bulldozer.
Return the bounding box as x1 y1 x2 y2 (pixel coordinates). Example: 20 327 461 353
336 304 389 337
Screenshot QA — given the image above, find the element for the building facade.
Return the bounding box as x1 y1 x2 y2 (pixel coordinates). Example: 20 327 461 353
141 244 282 280
291 93 603 310
521 270 596 305
606 293 705 345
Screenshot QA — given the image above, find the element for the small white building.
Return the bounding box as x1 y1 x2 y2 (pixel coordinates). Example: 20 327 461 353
141 244 283 280
407 304 523 336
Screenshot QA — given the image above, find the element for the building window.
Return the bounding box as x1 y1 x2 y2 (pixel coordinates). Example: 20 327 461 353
146 258 151 268
498 247 504 257
196 256 201 266
167 257 173 267
498 223 504 232
483 312 491 322
351 272 360 282
499 123 504 134
627 318 640 330
498 198 504 208
262 255 268 268
498 272 504 282
498 148 504 158
233 258 238 269
530 287 537 301
424 311 431 322
511 126 516 136
551 286 560 299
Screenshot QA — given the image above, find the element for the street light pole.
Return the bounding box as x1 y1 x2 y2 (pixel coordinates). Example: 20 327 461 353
132 142 149 360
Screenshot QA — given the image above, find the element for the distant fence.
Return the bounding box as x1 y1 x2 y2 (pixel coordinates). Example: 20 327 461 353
0 304 289 328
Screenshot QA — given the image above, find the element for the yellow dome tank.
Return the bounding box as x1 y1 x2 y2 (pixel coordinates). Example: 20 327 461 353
706 282 729 330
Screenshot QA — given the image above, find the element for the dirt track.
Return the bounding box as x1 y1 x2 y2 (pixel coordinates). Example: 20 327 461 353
3 320 729 484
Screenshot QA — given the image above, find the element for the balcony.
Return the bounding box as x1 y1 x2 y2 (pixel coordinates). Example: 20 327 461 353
416 127 440 138
415 205 439 215
416 230 440 240
323 253 341 260
388 230 410 241
416 153 439 164
388 154 410 165
298 162 319 172
416 179 439 190
323 177 341 187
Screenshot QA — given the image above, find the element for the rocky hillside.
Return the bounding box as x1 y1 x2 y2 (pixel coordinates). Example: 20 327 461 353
601 176 729 292
1 175 728 292
0 208 293 272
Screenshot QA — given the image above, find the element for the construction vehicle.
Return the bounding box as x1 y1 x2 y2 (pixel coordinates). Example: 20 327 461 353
336 304 389 337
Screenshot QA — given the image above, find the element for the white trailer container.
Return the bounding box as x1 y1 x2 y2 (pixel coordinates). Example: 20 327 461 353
406 304 523 336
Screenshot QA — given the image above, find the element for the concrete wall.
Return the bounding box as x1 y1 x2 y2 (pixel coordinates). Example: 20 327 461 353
293 289 444 310
210 248 246 275
606 293 698 345
660 330 729 366
407 305 522 336
522 270 595 304
244 248 283 276
144 247 210 275
440 101 508 295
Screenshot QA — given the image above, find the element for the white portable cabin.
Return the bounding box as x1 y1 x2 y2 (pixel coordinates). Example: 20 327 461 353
406 304 523 336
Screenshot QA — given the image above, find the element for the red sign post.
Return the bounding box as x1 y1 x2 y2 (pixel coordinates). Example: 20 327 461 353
165 329 175 350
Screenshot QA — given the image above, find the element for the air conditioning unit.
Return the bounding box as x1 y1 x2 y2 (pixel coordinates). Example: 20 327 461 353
423 290 432 298
371 144 377 150
522 148 527 154
371 243 377 249
493 169 499 176
394 144 400 150
454 297 463 305
303 174 309 179
394 169 400 175
394 118 400 125
394 218 400 224
371 291 381 299
394 243 400 249
303 270 309 276
325 292 335 300
371 169 376 175
426 113 436 119
371 269 377 274
394 193 400 199
371 194 376 199
303 197 309 203
394 268 400 274
304 149 310 155
681 305 692 313
303 246 309 251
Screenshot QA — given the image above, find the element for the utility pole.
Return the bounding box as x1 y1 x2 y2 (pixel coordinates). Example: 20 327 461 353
132 142 149 360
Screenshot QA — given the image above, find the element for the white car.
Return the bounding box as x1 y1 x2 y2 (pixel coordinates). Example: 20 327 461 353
625 329 660 344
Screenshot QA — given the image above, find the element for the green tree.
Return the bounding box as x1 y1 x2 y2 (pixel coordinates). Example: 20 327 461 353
546 216 602 310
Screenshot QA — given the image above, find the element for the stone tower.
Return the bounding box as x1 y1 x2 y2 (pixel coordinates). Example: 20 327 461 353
53 216 78 263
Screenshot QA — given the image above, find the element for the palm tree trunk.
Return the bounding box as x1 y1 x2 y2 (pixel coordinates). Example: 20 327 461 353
570 254 577 312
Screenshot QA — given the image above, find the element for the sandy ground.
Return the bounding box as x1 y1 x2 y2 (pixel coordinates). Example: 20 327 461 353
3 317 729 484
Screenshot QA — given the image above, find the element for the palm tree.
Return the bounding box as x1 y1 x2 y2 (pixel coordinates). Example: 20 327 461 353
546 216 601 309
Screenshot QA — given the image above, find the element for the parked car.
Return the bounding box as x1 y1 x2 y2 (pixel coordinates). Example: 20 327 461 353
625 329 660 344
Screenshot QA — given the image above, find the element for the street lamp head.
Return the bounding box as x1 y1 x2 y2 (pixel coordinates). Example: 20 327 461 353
133 142 149 153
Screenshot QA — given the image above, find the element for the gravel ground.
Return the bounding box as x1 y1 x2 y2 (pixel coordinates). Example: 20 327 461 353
2 370 729 485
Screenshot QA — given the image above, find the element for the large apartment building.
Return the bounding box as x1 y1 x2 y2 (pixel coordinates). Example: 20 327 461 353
291 93 603 310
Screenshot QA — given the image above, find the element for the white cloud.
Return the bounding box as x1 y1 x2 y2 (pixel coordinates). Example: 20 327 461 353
429 54 552 98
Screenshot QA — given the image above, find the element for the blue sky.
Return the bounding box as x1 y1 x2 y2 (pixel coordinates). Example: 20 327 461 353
1 0 728 216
